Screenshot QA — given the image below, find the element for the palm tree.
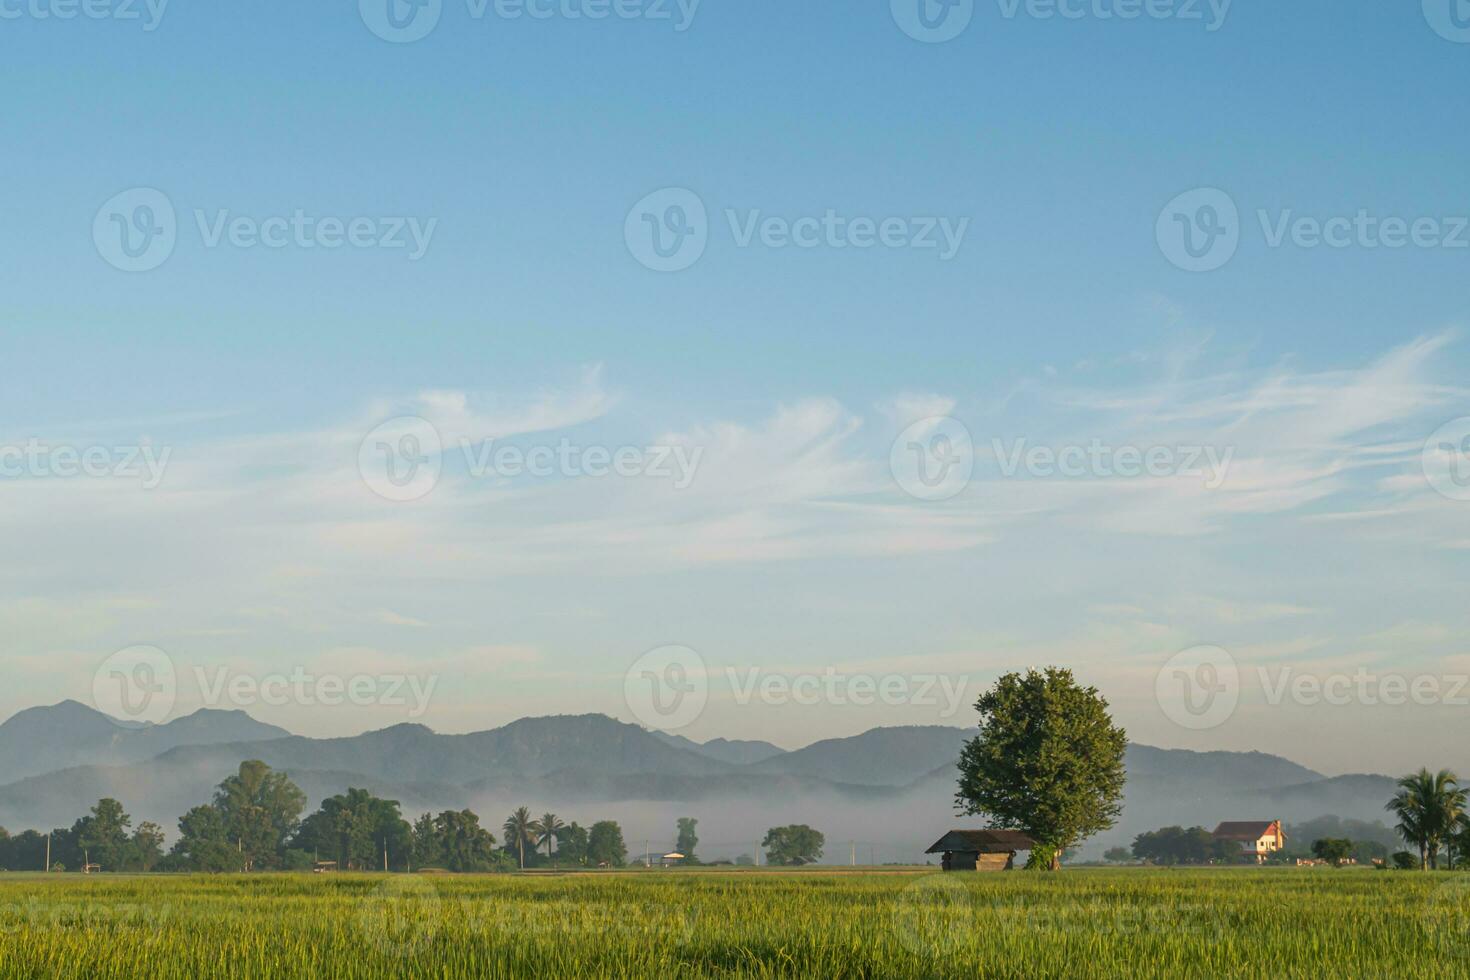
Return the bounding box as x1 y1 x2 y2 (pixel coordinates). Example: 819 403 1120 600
503 807 535 870
531 813 565 864
1386 768 1468 869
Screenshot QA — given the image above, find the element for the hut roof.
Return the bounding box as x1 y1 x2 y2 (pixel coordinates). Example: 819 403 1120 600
1212 821 1279 840
925 830 1036 854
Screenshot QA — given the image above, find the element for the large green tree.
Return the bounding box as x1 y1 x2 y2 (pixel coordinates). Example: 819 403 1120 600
131 821 166 871
557 822 590 867
675 817 699 865
1386 768 1467 870
433 810 500 872
213 761 306 871
294 788 412 871
762 825 824 866
1311 838 1353 867
73 798 132 870
955 668 1127 870
169 805 239 872
586 820 627 868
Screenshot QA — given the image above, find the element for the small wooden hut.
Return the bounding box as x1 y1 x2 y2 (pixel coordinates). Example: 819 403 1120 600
925 830 1035 872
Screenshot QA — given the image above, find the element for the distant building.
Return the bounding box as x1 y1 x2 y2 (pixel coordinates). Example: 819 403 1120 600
925 830 1035 872
1212 821 1285 863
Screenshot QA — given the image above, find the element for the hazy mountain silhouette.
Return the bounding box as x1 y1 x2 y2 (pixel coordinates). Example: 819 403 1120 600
0 701 288 786
649 731 787 765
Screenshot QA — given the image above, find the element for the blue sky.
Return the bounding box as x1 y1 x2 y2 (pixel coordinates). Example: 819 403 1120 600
2 1 1468 774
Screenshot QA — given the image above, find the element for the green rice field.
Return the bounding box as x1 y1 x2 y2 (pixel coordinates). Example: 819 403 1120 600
1 868 1467 978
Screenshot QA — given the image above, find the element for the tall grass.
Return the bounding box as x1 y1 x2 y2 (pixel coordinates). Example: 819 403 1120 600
0 869 1464 978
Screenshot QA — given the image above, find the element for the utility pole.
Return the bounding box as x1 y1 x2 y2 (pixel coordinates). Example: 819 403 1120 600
44 833 50 872
383 842 388 873
850 841 856 867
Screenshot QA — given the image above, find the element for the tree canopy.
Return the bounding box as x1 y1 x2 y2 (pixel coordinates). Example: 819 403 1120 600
762 825 824 866
956 668 1127 869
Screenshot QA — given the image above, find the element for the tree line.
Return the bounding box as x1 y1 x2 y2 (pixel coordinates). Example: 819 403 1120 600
0 760 825 872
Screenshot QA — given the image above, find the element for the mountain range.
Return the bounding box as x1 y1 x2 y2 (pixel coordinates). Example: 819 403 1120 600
0 701 1401 861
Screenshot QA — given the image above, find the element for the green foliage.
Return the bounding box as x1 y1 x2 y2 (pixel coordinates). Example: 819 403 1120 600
586 821 627 868
556 822 590 867
502 807 536 869
1385 768 1467 870
956 668 1127 868
530 813 566 864
428 810 500 873
1391 851 1419 870
675 817 699 865
1131 826 1236 866
171 805 239 873
73 798 132 870
762 825 824 866
1102 846 1131 863
293 788 412 871
1023 844 1058 871
0 830 49 872
213 761 307 871
1310 838 1354 866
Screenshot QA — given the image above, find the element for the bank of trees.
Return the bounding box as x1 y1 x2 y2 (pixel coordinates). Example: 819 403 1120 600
0 759 646 873
1130 826 1237 866
0 798 165 872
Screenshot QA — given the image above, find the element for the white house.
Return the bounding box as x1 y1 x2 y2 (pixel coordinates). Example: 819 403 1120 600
1212 820 1286 863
